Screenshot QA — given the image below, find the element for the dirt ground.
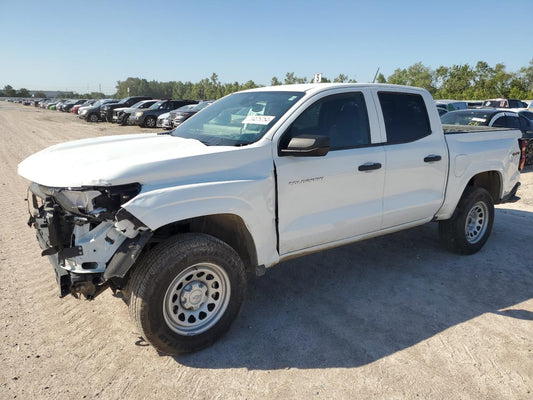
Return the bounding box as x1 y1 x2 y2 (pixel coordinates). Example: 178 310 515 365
0 102 532 400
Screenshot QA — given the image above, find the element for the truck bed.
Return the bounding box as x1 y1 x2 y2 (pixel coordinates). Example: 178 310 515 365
442 124 515 134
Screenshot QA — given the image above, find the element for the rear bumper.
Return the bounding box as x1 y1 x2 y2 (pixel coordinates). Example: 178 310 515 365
500 182 521 203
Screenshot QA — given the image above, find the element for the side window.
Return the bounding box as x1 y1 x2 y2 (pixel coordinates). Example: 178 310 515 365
492 116 520 129
492 116 506 127
505 116 520 129
285 92 371 150
378 92 431 144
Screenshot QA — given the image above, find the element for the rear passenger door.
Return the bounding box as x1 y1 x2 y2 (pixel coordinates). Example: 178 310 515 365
374 90 448 228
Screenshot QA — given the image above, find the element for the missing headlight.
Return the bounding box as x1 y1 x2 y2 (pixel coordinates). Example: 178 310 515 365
50 183 142 219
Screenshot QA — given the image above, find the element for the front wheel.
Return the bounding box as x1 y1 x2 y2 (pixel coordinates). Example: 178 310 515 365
127 233 246 355
88 113 99 123
143 116 156 128
439 186 494 255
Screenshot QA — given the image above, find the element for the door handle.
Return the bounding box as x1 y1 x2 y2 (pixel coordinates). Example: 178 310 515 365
424 155 442 162
358 162 382 171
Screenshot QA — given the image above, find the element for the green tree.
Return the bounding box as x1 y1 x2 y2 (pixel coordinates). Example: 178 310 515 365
387 68 408 85
17 88 31 97
437 64 474 99
271 77 282 86
387 63 435 94
376 73 386 83
3 85 16 97
34 91 47 98
518 59 533 94
333 74 350 83
242 80 259 90
284 72 307 84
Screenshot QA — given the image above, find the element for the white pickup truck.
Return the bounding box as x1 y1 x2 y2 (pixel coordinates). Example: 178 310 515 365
18 83 523 355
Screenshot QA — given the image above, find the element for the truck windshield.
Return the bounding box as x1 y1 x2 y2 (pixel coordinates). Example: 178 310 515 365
170 91 304 146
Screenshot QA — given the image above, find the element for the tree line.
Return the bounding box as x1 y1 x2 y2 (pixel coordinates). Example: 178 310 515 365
3 60 533 100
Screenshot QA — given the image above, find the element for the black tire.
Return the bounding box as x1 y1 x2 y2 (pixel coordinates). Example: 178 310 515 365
438 186 494 255
127 233 246 355
119 113 129 126
143 116 156 128
88 113 99 123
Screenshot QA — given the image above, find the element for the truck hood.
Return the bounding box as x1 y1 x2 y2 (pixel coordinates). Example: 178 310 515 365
18 133 247 188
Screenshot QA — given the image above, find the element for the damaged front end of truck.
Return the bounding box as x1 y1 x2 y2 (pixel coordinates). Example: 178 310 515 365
27 182 152 299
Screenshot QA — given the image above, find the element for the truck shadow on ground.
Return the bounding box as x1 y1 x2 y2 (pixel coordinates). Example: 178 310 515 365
175 208 533 370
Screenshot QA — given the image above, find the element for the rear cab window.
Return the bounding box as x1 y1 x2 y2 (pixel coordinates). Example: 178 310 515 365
378 92 431 143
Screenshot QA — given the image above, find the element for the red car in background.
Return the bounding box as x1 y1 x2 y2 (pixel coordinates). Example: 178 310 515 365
71 100 96 115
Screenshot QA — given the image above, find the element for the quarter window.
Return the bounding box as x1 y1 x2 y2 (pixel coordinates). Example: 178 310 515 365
378 92 431 143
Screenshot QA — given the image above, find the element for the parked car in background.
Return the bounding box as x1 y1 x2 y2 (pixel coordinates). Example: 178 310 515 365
100 96 152 122
161 104 197 129
71 100 96 114
33 98 46 107
483 98 528 108
435 100 468 112
516 110 533 165
48 99 66 110
127 99 198 128
156 111 172 129
79 99 119 122
442 108 533 165
61 99 88 112
57 100 73 112
436 107 448 117
170 101 214 128
39 99 51 108
112 99 158 125
466 100 483 108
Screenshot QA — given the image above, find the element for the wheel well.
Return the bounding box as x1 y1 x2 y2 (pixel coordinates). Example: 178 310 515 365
149 214 258 271
467 171 502 203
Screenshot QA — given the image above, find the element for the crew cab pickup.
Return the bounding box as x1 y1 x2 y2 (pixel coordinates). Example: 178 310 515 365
18 84 522 355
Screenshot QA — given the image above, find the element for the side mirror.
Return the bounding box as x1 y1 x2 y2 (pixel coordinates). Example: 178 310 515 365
280 135 330 157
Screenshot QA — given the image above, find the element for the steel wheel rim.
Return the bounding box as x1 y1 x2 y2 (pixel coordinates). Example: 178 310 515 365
465 201 488 244
163 263 231 336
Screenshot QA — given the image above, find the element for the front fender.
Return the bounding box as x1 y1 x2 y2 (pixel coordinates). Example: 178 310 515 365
122 177 279 268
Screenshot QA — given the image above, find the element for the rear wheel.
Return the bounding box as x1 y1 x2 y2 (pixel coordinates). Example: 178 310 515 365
439 186 494 255
127 233 246 355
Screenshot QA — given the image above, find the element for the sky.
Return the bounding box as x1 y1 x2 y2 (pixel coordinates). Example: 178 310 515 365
1 0 531 95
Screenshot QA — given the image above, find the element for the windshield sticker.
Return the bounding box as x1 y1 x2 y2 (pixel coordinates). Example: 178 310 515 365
471 117 486 122
288 96 298 101
242 115 276 125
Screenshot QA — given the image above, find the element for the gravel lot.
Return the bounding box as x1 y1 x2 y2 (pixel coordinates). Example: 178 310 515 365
1 102 532 399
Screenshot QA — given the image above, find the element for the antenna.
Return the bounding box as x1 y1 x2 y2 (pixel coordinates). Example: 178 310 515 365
372 67 380 83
